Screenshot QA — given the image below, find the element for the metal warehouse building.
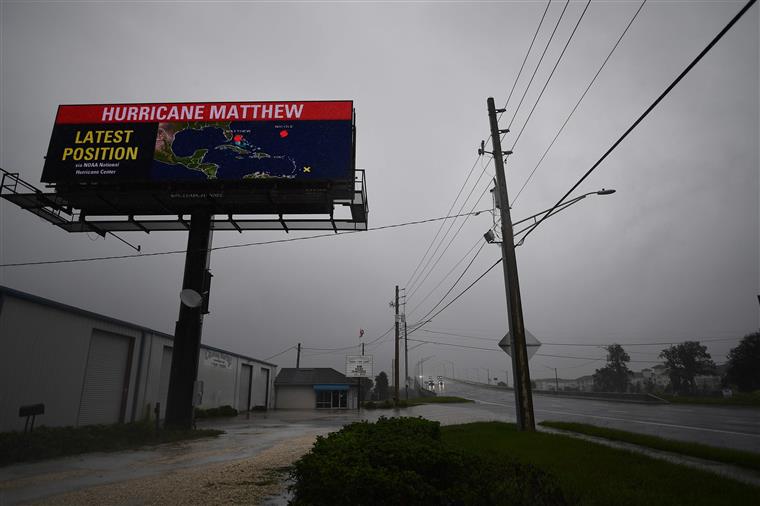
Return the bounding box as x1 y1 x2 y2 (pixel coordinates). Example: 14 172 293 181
0 286 276 432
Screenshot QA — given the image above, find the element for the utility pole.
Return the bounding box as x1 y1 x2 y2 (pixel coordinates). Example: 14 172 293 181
296 342 301 368
487 97 535 431
555 368 559 392
394 285 400 403
402 288 409 400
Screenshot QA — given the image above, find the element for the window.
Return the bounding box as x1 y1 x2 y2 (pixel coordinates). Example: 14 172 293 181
316 390 332 408
316 389 348 408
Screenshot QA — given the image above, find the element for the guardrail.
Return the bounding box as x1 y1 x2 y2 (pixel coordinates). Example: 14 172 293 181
446 377 668 404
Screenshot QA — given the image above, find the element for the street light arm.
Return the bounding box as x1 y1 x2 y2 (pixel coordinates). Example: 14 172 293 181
512 190 614 247
511 193 591 228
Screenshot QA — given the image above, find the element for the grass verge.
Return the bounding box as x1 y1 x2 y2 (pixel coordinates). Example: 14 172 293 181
0 421 222 467
362 396 473 409
657 392 760 407
539 420 760 473
406 395 474 406
442 421 759 506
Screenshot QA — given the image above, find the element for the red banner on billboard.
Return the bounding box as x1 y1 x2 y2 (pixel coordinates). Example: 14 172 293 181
54 101 353 124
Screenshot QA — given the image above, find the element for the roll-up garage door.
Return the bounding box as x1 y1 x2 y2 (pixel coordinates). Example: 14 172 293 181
239 364 252 411
158 346 173 418
77 330 133 426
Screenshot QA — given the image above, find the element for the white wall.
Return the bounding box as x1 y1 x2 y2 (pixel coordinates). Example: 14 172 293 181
0 290 277 431
275 386 315 409
0 295 140 431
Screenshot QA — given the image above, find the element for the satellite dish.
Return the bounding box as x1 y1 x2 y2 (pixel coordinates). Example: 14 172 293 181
180 289 203 308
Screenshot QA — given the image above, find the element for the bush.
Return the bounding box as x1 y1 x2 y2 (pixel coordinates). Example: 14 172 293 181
194 405 238 419
0 421 221 467
290 417 568 505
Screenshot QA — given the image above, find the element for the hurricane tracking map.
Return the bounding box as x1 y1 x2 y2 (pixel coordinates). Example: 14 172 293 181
42 101 355 184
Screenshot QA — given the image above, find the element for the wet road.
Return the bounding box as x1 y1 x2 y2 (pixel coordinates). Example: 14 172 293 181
441 379 760 453
0 406 510 505
1 389 757 504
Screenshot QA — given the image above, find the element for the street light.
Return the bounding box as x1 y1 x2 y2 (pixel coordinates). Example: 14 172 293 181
416 355 435 389
444 360 455 379
485 188 617 247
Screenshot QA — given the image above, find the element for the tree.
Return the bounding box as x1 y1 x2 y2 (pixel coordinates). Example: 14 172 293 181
660 341 716 395
358 377 373 399
373 371 389 400
725 332 760 392
593 344 631 392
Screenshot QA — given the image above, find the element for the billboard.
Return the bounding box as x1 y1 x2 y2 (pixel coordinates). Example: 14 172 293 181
41 101 354 185
346 355 373 378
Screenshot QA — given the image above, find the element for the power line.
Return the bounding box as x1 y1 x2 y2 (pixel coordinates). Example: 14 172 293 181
405 337 661 364
0 208 489 268
301 344 361 352
502 0 554 116
407 165 492 296
409 257 503 335
263 345 296 361
408 180 493 301
512 0 648 206
508 0 592 151
519 0 758 246
407 2 557 298
507 0 571 131
404 155 483 289
407 238 484 316
422 329 741 347
412 242 488 325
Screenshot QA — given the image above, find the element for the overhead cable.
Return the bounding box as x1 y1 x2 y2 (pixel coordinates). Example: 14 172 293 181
0 208 489 268
509 0 592 151
519 0 758 246
512 0 648 206
507 0 571 130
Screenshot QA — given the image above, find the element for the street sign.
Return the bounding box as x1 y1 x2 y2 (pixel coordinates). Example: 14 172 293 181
498 330 541 360
346 355 373 378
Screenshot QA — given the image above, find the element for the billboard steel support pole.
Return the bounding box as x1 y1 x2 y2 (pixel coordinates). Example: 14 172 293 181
487 97 535 431
165 211 213 430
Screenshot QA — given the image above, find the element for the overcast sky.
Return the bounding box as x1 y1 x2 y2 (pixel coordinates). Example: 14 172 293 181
1 0 758 384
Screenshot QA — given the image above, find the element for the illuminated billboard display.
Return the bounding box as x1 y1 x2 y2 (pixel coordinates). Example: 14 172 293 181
41 101 354 185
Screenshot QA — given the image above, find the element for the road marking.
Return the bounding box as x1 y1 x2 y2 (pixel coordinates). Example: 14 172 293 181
536 407 760 438
472 399 759 438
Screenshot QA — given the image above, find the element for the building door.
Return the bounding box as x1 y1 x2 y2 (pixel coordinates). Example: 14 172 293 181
238 364 252 412
252 367 270 409
77 330 133 426
158 346 173 419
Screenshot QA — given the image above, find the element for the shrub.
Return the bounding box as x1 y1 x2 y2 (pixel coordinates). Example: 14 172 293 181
363 401 377 409
194 405 238 419
0 421 221 466
290 417 568 505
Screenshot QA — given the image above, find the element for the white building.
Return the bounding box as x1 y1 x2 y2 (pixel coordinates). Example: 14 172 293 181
275 368 359 409
0 286 276 432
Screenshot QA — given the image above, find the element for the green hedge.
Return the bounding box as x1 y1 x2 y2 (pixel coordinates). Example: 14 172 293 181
290 417 568 505
193 405 238 418
0 421 221 467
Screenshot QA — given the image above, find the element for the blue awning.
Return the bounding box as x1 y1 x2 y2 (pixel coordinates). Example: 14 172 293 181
313 384 349 391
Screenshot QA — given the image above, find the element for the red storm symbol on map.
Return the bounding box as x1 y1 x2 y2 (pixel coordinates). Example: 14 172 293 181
279 130 289 138
233 135 243 143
